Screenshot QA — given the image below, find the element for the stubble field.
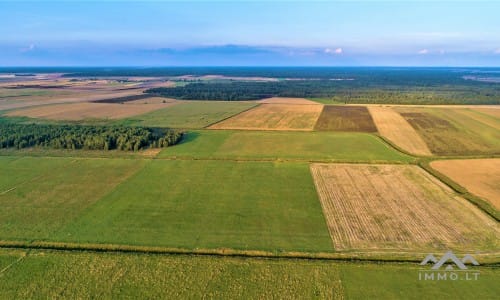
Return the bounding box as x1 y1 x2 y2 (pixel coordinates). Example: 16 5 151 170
368 106 432 156
209 103 323 131
310 163 499 251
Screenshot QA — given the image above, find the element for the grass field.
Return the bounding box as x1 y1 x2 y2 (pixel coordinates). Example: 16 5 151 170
0 156 147 240
0 249 497 299
395 107 500 155
314 106 377 132
56 160 333 252
209 103 323 131
338 262 499 299
117 101 257 128
431 159 500 210
368 106 432 156
158 130 414 162
310 163 499 251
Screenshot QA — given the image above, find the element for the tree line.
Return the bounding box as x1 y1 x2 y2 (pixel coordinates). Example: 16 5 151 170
0 123 183 151
146 80 500 104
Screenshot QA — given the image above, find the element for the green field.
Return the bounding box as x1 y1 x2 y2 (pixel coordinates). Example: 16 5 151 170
116 101 257 128
56 160 332 252
0 249 497 299
159 130 413 162
0 156 146 240
396 107 500 155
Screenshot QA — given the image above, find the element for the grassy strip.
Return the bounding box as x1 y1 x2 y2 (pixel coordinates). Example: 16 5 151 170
418 159 500 221
1 241 499 264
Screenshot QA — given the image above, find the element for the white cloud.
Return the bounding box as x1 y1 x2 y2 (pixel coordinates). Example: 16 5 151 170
418 49 429 55
495 48 500 54
20 44 36 53
324 47 343 55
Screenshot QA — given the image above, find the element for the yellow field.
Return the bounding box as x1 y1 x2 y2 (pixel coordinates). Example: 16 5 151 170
7 100 178 120
472 107 500 119
455 108 500 130
368 106 432 156
431 159 500 210
310 163 499 251
209 104 323 131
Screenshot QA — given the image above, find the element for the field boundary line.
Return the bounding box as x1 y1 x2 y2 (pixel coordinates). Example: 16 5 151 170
203 102 261 128
373 133 421 159
154 155 411 165
0 241 499 265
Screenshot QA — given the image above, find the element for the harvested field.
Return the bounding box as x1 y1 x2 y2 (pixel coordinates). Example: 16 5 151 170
454 108 500 130
0 88 145 111
314 106 377 132
472 107 500 118
431 159 500 210
210 104 323 131
6 101 178 120
368 106 431 156
257 97 320 105
310 163 499 251
396 107 500 155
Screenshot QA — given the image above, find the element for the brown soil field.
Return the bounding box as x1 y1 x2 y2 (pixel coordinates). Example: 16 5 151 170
209 104 323 131
314 106 377 132
7 101 178 120
310 163 499 251
368 106 432 156
431 159 500 210
0 89 145 111
257 97 321 105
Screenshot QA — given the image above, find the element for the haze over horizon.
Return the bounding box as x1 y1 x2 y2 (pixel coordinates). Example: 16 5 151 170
1 1 499 67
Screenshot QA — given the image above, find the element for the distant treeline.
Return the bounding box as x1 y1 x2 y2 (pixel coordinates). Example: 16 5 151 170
92 94 151 104
0 123 183 151
146 81 500 104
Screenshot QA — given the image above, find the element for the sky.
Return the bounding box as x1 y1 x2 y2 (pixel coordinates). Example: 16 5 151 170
1 1 499 66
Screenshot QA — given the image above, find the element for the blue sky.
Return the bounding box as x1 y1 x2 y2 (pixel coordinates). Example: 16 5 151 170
1 1 499 66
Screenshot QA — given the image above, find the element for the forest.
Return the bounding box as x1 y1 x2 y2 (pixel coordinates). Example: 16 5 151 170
0 123 183 151
146 80 500 104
